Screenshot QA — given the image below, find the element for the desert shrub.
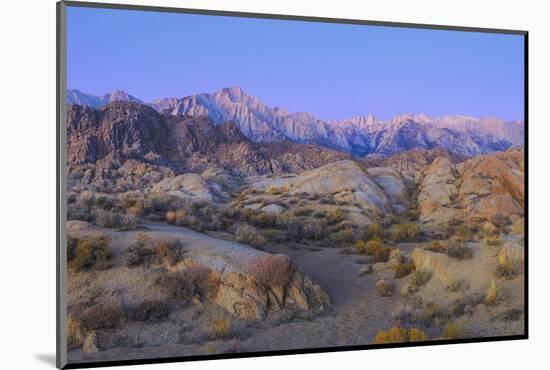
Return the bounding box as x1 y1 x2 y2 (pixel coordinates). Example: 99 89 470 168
421 302 449 325
69 235 111 272
154 238 186 265
144 193 181 214
294 208 314 217
302 220 327 240
353 241 367 254
408 328 429 342
373 247 392 263
453 226 472 241
333 227 356 246
313 211 327 219
394 261 415 279
249 254 294 287
442 321 464 339
413 268 432 286
155 265 212 301
125 233 154 267
495 248 520 279
235 223 266 247
390 223 419 242
327 209 346 224
373 327 407 344
485 234 503 246
67 202 93 222
67 236 79 261
445 278 465 292
365 239 384 255
363 224 383 240
373 327 428 344
128 300 170 322
93 209 139 230
209 317 232 339
375 279 394 297
426 240 447 253
70 303 124 332
166 210 177 225
392 302 426 327
485 279 500 306
249 212 277 228
446 239 473 260
67 316 85 348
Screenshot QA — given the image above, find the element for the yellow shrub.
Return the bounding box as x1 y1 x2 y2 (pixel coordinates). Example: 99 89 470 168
442 321 464 339
373 327 408 344
408 328 429 342
485 279 499 306
373 327 429 344
209 317 231 339
353 241 367 254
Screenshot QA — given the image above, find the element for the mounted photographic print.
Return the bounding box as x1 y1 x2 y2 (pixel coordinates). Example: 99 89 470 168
56 1 528 368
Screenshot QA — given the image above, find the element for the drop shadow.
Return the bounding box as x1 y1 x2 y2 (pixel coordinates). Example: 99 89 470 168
34 353 56 367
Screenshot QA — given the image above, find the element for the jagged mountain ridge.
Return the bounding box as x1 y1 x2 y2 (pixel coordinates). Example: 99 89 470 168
68 89 143 108
67 87 524 157
66 101 349 177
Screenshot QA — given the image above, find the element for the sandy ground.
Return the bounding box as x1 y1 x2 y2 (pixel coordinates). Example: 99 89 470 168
67 223 523 364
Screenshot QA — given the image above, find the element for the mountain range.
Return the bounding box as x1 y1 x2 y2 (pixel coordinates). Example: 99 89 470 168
67 87 524 157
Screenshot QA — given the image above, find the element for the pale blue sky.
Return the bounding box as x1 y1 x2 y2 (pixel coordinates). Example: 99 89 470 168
67 6 525 121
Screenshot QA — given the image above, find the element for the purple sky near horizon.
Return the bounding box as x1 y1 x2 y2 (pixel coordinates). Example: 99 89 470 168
67 6 525 121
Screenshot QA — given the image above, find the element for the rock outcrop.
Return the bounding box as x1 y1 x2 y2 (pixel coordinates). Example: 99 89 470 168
182 244 330 320
290 160 392 215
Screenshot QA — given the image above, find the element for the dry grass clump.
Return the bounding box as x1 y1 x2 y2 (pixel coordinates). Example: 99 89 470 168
301 219 327 240
249 254 294 287
445 277 465 292
333 226 357 246
154 238 186 265
426 240 447 253
373 327 429 344
93 209 139 230
354 238 392 262
375 279 394 297
394 261 415 279
235 223 266 247
445 239 473 260
125 234 155 267
67 302 124 348
327 209 346 224
128 300 170 322
485 234 503 246
363 224 383 240
485 279 500 306
208 316 232 339
390 223 419 242
442 320 464 339
453 226 473 241
412 268 432 286
495 247 521 279
155 265 213 301
294 208 314 217
69 235 111 272
69 302 124 334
